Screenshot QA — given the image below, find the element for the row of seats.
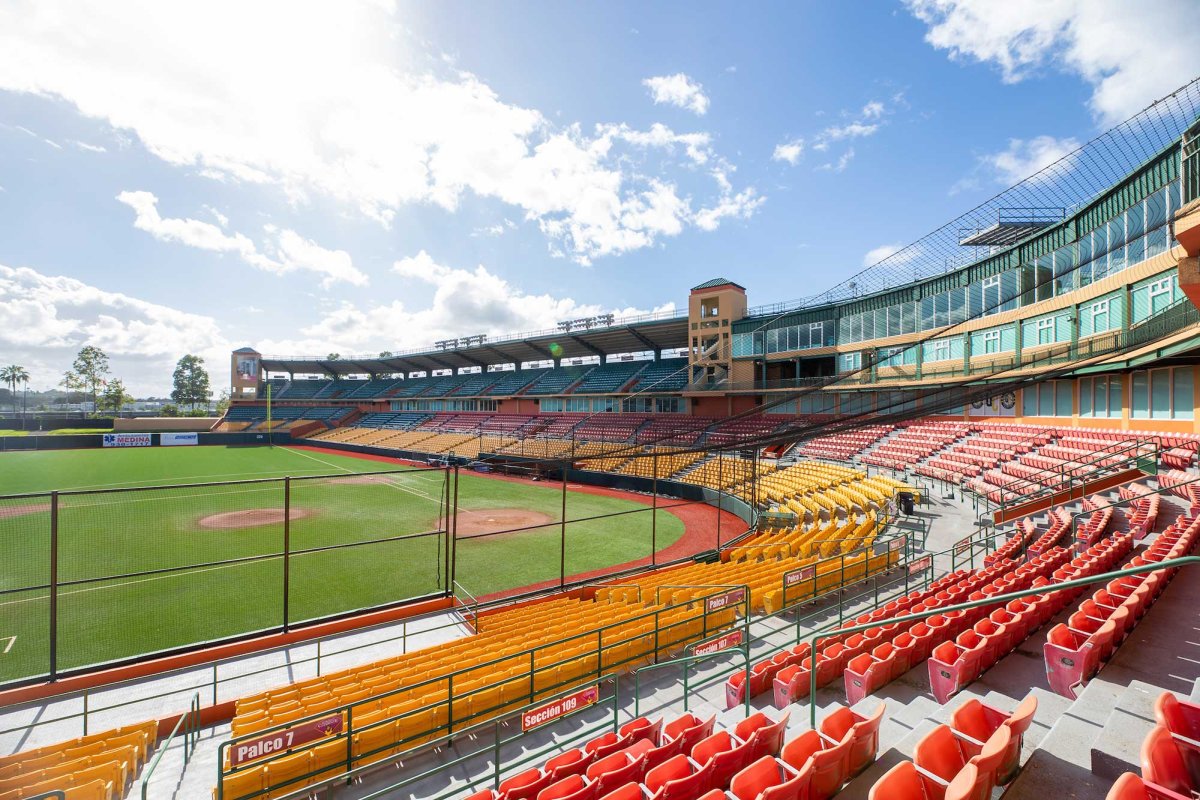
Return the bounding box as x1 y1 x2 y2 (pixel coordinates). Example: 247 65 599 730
928 532 1132 704
728 569 973 709
1045 514 1198 698
1107 691 1200 799
0 721 157 800
868 694 1038 800
843 548 1071 705
468 704 879 800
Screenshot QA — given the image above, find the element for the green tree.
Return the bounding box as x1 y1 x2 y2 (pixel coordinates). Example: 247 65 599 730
326 353 341 361
68 345 110 414
378 351 393 358
171 354 212 411
0 365 29 415
98 378 133 414
159 403 180 417
215 388 231 416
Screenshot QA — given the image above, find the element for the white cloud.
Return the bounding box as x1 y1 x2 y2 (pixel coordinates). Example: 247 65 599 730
0 263 230 395
271 227 368 288
73 140 106 153
820 122 879 142
861 101 885 119
905 0 1200 124
260 250 676 355
818 148 856 173
863 243 903 266
0 3 755 263
772 139 804 166
204 205 229 227
116 190 368 287
642 73 710 115
862 243 923 267
983 135 1079 184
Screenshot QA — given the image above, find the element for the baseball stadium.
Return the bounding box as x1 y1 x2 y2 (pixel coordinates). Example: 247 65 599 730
7 69 1200 800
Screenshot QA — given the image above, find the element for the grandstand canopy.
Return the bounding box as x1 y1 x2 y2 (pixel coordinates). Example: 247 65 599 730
259 310 689 376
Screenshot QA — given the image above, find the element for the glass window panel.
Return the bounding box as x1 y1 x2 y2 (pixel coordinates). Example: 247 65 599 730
949 288 967 324
920 297 935 331
1038 384 1053 416
1151 369 1171 418
1147 188 1167 230
1127 234 1144 266
1078 230 1092 266
1126 203 1145 241
1080 378 1093 417
1108 377 1122 418
1174 367 1193 420
1000 270 1019 312
1022 387 1037 416
1132 372 1149 418
1056 381 1072 416
1147 226 1168 258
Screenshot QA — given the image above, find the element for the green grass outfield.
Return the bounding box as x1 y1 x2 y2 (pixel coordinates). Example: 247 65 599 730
0 445 683 683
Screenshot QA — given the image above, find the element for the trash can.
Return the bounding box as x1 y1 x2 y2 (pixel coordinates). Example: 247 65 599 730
897 491 915 516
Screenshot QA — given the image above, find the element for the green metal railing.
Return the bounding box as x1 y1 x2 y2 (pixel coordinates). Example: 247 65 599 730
981 436 1159 518
0 605 469 743
802 556 1200 726
140 693 200 800
216 585 748 799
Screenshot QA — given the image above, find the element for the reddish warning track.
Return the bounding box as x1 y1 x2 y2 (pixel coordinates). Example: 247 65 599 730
285 444 746 600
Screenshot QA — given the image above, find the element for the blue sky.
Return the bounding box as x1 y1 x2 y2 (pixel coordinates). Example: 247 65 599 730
0 0 1198 394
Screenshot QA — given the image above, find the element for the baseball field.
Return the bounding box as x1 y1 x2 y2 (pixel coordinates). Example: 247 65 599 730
0 444 687 683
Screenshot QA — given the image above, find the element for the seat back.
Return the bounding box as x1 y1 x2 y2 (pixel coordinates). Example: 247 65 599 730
867 761 926 800
1142 724 1192 793
914 724 966 783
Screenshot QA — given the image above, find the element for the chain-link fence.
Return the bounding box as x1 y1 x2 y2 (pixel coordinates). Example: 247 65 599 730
0 461 741 686
0 467 450 685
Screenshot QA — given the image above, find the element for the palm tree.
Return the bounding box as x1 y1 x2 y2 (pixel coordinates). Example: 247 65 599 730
0 365 29 417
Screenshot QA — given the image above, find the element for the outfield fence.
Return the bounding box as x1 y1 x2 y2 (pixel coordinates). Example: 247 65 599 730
0 460 745 687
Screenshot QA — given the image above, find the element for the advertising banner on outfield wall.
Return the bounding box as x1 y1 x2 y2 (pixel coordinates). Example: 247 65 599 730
102 433 152 448
161 433 199 446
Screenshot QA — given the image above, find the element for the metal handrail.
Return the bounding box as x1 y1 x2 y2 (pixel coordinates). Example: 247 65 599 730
215 585 749 798
803 555 1200 726
0 603 465 740
140 693 200 800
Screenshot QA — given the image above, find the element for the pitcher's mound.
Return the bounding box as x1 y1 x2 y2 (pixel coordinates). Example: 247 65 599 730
456 509 554 536
198 508 314 530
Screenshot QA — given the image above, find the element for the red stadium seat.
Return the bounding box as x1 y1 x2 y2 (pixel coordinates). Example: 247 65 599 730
663 715 716 755
643 753 713 800
546 748 595 782
820 703 884 777
950 695 1036 784
620 717 664 747
500 768 555 800
538 774 597 800
728 756 807 800
587 732 634 760
692 730 754 789
868 761 926 800
466 790 501 800
1105 772 1192 800
586 751 648 797
1142 724 1194 795
914 725 967 786
734 712 790 761
597 783 645 800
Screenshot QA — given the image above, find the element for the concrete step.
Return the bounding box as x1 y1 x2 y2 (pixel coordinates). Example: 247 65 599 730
1090 680 1165 781
999 677 1124 799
